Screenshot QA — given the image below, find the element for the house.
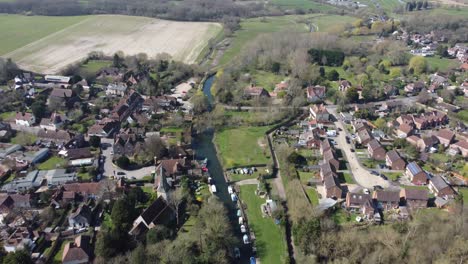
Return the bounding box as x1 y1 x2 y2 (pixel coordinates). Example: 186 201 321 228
143 96 178 111
418 136 439 152
45 169 77 186
383 84 398 97
62 182 102 200
1 170 46 192
400 189 428 210
345 192 374 218
404 81 425 94
372 190 400 211
3 227 36 253
37 129 73 147
306 85 326 102
323 148 339 171
309 104 330 122
429 73 449 87
97 67 123 81
68 204 92 228
338 80 352 92
13 148 50 165
352 119 370 133
62 235 91 264
61 148 94 166
243 86 270 98
15 112 35 127
39 112 63 131
367 139 386 161
428 175 455 198
129 196 173 236
356 129 373 146
274 81 288 93
436 129 455 147
320 162 337 180
451 140 468 157
396 123 414 138
405 162 428 185
110 91 143 122
49 88 75 105
113 133 142 157
406 135 420 147
106 83 128 96
0 195 14 214
0 122 13 141
396 115 414 127
385 150 406 170
154 159 188 185
87 119 120 138
320 139 332 155
323 175 342 199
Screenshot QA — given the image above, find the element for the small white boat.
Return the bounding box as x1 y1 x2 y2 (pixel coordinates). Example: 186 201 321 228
227 186 233 194
356 216 362 222
238 217 243 225
210 184 217 193
240 225 247 233
243 234 250 244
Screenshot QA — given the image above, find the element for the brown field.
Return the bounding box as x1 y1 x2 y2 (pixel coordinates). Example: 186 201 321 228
2 15 222 74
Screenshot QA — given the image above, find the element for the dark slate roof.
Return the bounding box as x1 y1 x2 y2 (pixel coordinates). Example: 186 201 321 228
402 189 428 201
141 196 169 224
373 190 399 202
386 150 402 162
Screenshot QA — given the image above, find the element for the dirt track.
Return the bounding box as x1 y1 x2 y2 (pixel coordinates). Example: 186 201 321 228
4 15 221 74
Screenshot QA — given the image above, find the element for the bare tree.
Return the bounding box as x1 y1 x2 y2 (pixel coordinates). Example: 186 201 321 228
167 189 185 227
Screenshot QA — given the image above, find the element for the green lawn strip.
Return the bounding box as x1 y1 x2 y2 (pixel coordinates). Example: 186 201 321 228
80 59 111 74
304 187 319 205
38 156 68 170
0 111 16 121
430 153 450 163
455 110 468 123
160 127 184 133
251 70 285 91
52 240 67 264
214 126 272 168
77 172 92 181
240 184 287 264
401 185 429 191
298 171 316 184
0 14 87 55
341 172 355 184
425 57 460 72
384 172 401 181
457 188 468 205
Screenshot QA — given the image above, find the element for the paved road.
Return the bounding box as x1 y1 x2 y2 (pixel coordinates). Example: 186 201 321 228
100 138 155 180
327 108 394 189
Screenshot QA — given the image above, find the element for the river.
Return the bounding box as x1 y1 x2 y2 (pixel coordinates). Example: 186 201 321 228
192 74 253 263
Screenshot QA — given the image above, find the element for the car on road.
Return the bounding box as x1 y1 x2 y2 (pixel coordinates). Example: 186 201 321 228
131 176 136 180
350 148 355 152
250 257 256 264
371 170 379 176
363 188 370 194
380 174 388 180
117 172 126 176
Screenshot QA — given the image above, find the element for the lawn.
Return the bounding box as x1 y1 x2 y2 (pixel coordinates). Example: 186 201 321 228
401 185 429 191
251 70 285 91
10 132 37 145
52 240 66 264
141 186 155 194
456 109 468 123
239 184 287 264
425 57 460 72
160 127 184 133
331 208 358 225
359 0 403 13
80 59 111 74
77 172 92 181
214 126 272 168
271 0 336 11
298 171 316 184
458 188 468 205
385 172 401 181
0 111 16 121
38 156 68 170
341 172 355 184
305 187 319 205
0 14 87 55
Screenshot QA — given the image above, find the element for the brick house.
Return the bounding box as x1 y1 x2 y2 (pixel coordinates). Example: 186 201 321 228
400 189 428 210
396 123 414 138
357 129 373 145
386 150 406 170
428 175 455 198
451 140 468 157
62 235 91 264
306 85 326 102
113 133 143 157
367 139 386 161
345 192 374 218
405 162 429 185
309 104 330 122
323 148 339 171
436 129 455 147
372 190 400 211
15 112 35 127
323 175 342 199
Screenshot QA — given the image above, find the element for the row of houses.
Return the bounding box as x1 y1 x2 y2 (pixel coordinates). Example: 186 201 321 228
319 139 342 199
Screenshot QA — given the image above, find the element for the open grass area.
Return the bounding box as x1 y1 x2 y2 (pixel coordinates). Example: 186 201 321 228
80 59 111 74
239 184 287 264
385 172 402 181
52 240 66 264
10 132 37 145
251 70 285 91
305 187 319 205
0 111 16 121
215 126 272 168
456 109 468 123
271 0 336 11
425 57 460 72
401 185 429 191
331 208 358 225
458 188 468 205
341 172 355 184
38 156 68 170
359 0 403 13
0 14 87 55
77 172 92 181
160 127 184 133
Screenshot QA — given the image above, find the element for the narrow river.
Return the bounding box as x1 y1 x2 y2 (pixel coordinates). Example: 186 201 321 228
192 74 252 263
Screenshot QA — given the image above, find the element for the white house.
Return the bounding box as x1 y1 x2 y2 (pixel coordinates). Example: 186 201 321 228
15 112 35 127
106 83 127 96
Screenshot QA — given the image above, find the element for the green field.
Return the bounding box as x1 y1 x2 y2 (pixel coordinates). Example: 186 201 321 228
80 59 111 74
425 57 460 72
38 156 68 170
0 15 87 55
251 70 285 91
214 126 272 168
240 184 287 264
359 0 403 13
456 109 468 123
271 0 335 11
305 187 319 205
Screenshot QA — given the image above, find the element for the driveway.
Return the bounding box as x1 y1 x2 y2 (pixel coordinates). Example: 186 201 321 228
327 108 394 189
100 138 155 180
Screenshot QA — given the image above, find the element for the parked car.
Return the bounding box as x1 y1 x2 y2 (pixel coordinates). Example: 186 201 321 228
380 174 388 180
371 171 379 176
243 234 250 244
117 172 126 176
363 188 370 194
373 185 384 190
350 148 355 152
240 225 247 233
250 257 256 264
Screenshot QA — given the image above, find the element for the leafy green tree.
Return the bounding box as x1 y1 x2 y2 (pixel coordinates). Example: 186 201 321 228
111 198 137 231
408 56 427 75
89 136 101 148
147 225 173 244
326 69 339 81
287 152 307 166
345 87 359 103
3 250 32 264
293 217 321 255
31 102 46 119
116 156 130 169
